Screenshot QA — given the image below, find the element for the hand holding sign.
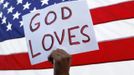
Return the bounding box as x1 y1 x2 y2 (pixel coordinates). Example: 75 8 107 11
23 0 99 65
48 49 71 75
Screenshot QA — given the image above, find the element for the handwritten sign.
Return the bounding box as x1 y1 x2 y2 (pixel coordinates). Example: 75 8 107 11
23 0 99 65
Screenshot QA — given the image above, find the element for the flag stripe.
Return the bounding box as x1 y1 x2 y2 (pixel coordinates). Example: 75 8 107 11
91 1 134 25
0 37 133 70
86 0 128 9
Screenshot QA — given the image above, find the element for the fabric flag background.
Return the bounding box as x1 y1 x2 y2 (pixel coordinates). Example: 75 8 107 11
0 0 134 75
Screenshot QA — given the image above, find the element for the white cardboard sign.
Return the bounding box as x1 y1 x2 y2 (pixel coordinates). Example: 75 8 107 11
23 0 99 65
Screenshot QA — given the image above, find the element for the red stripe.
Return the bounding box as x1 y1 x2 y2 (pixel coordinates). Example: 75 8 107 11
0 37 133 70
91 1 134 25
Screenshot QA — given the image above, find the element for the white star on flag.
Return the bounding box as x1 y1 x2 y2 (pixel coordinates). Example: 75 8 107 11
7 6 14 14
2 16 6 24
3 2 9 8
6 22 12 31
13 11 21 20
23 2 31 10
41 0 49 6
20 21 23 27
17 0 23 5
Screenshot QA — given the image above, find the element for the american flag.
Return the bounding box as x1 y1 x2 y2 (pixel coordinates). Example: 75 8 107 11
0 0 134 75
0 0 70 42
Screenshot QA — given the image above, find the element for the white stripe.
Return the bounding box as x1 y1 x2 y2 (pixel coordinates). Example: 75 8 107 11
0 19 133 55
0 38 28 54
0 60 134 75
85 0 128 9
94 19 134 42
